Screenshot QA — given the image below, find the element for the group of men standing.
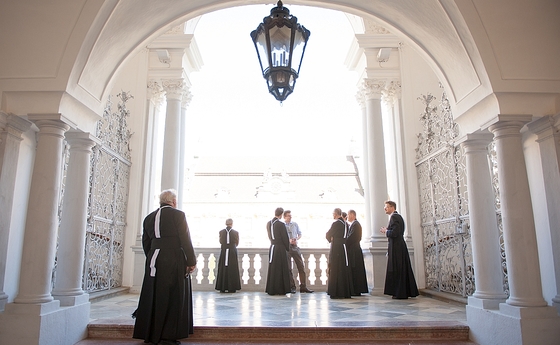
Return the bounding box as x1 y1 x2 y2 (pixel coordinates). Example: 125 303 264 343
265 207 369 298
325 208 369 298
265 208 315 295
131 189 419 344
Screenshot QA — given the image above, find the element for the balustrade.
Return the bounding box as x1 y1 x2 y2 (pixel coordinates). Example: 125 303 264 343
193 248 329 292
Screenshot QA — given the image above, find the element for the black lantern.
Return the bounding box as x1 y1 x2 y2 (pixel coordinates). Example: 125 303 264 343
250 1 310 102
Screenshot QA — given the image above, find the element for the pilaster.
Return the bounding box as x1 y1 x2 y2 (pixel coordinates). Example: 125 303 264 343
527 114 560 312
0 113 32 310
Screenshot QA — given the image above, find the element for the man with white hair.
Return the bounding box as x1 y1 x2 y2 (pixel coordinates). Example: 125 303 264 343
133 189 197 345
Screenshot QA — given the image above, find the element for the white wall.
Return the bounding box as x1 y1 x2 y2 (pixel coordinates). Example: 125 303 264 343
105 49 150 289
399 42 452 290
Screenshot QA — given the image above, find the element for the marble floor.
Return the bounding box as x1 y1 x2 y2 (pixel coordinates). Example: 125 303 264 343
89 291 467 327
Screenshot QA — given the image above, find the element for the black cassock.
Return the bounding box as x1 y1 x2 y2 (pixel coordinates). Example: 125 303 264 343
215 227 242 292
347 220 369 294
383 211 419 299
326 217 354 298
133 204 197 344
265 217 291 295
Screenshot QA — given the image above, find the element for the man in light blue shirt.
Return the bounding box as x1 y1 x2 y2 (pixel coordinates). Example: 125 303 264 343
283 210 314 293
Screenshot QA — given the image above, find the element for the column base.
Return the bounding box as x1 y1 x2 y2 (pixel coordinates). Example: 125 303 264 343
52 292 89 307
467 302 560 345
0 291 7 311
363 242 388 296
0 299 90 345
131 245 145 293
468 295 506 310
552 296 560 314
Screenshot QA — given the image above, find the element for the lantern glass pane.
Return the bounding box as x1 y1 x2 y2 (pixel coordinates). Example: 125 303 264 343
291 29 306 73
269 26 292 67
255 30 269 71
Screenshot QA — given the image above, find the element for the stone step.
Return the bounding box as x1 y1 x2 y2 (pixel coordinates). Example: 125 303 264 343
86 321 471 343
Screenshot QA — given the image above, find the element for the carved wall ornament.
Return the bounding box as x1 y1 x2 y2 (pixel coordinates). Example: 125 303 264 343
363 19 392 34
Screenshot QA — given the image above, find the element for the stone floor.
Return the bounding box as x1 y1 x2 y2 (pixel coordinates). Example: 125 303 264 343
89 290 467 326
77 290 473 344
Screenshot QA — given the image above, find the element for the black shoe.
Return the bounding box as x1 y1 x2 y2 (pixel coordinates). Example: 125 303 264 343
300 287 314 293
290 288 297 294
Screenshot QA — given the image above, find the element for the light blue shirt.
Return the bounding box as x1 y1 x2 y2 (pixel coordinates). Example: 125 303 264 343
284 221 301 240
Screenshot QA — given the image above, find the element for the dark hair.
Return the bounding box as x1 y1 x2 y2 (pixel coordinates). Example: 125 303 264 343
348 209 356 216
385 200 397 209
275 207 284 217
283 210 291 217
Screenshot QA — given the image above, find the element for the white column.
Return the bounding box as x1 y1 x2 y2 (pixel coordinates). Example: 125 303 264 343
468 116 560 345
487 115 547 308
459 133 506 309
355 89 371 237
161 79 184 191
51 132 97 306
14 114 72 304
0 113 32 310
363 78 389 236
527 115 560 312
361 79 391 295
177 89 192 207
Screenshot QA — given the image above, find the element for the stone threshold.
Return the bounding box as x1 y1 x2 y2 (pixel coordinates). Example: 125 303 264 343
88 321 469 341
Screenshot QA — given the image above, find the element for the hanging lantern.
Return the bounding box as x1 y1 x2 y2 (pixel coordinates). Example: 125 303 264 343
250 1 310 102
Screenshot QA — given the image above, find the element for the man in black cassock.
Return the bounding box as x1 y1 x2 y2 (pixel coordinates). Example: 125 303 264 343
346 209 369 295
326 208 354 299
133 189 197 345
215 218 241 293
380 200 419 299
265 207 292 295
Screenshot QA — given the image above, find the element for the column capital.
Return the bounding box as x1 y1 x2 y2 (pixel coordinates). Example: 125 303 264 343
28 113 76 133
64 131 100 152
527 114 560 142
355 89 366 109
181 88 193 109
1 113 33 135
457 132 494 152
483 114 533 134
361 78 386 100
147 80 165 105
162 79 185 100
381 80 401 105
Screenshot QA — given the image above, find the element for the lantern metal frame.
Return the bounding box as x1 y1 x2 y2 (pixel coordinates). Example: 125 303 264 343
250 1 310 102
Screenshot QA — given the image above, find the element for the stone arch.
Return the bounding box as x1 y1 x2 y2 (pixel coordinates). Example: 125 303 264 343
70 1 487 124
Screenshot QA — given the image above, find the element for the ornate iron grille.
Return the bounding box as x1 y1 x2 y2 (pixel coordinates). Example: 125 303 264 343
83 91 132 292
415 87 474 297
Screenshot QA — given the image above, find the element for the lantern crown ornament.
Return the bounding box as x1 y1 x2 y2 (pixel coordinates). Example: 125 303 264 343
250 1 310 102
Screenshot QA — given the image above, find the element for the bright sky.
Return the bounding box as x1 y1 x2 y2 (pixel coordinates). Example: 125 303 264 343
186 5 362 157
